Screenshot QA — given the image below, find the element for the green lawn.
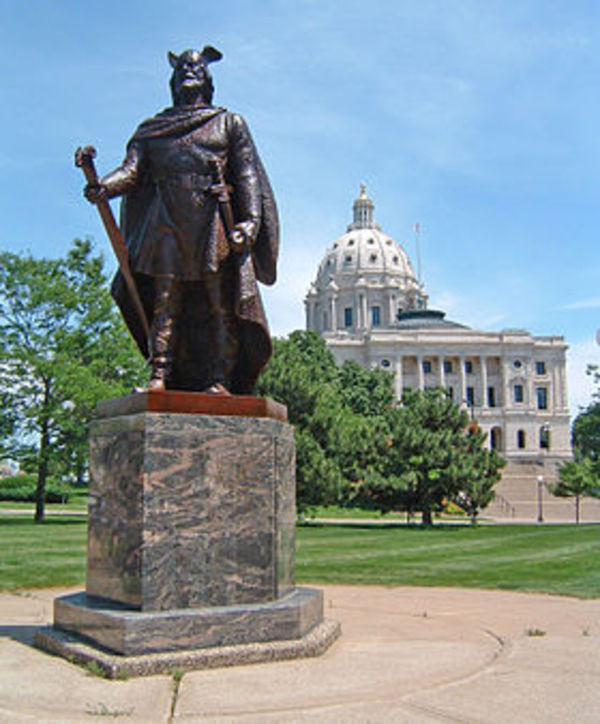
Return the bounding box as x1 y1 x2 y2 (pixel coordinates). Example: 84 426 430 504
0 516 87 589
296 523 600 598
1 515 598 598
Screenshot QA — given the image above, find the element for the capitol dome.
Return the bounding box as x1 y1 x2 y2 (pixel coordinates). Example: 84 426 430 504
306 186 427 334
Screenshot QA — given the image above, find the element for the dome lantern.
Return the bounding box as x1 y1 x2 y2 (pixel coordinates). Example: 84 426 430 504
349 183 375 230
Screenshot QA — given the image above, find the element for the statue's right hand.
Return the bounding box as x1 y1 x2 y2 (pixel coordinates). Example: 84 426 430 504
84 184 109 204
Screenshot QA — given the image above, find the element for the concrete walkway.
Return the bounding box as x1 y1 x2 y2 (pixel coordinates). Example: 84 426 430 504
1 584 599 722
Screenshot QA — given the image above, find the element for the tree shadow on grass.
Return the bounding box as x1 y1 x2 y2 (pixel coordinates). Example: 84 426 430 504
0 517 86 527
298 520 465 532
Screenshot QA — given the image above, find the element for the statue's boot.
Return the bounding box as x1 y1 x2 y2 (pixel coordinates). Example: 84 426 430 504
202 271 239 395
147 277 181 392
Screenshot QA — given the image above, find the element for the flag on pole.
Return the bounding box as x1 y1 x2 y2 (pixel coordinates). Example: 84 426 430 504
412 222 420 233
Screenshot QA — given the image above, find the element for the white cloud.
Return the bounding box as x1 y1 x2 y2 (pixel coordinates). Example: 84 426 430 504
560 298 600 311
567 337 600 414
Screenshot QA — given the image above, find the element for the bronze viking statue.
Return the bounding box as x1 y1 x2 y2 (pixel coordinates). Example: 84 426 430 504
83 47 279 395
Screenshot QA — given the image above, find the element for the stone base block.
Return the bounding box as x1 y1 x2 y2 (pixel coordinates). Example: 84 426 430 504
51 586 324 656
34 618 341 679
87 406 296 610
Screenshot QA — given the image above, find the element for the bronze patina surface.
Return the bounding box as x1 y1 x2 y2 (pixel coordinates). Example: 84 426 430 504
83 47 279 395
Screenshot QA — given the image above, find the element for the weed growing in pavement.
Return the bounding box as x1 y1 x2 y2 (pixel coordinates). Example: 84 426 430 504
85 701 134 717
525 628 546 637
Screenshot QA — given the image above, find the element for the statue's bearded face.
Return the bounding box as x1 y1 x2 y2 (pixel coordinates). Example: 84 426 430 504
171 51 211 103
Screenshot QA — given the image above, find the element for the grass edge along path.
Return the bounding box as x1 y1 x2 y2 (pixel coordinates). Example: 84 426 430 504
296 522 600 599
0 515 598 599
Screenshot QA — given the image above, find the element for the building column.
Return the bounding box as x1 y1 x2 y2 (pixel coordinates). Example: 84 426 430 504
439 355 446 388
527 363 534 410
501 357 509 409
459 355 466 404
481 355 488 408
417 354 424 391
361 294 368 330
553 362 567 411
558 363 567 409
394 356 403 400
389 294 397 326
355 292 361 328
330 296 337 332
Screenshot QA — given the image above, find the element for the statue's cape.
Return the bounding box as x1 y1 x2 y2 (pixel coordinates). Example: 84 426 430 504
111 104 279 394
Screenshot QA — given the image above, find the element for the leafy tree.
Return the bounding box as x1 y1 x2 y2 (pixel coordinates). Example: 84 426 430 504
0 240 147 522
256 331 394 512
551 459 599 524
338 361 395 417
572 365 600 469
256 332 344 511
453 424 505 524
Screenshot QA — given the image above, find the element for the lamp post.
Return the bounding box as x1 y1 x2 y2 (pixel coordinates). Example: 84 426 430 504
536 474 544 523
538 423 550 524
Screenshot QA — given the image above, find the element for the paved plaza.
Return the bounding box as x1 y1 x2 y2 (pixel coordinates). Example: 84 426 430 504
1 584 599 722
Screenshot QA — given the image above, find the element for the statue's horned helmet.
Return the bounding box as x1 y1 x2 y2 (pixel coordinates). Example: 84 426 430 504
168 46 223 104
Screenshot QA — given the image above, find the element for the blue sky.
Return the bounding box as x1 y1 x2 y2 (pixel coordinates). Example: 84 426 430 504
1 0 599 412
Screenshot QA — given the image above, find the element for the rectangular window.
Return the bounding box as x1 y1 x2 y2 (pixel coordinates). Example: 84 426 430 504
517 430 526 449
536 387 548 410
466 386 475 406
536 361 547 375
465 360 473 374
423 360 432 374
344 307 353 328
444 360 453 374
371 306 381 327
487 386 496 407
514 384 524 403
446 386 454 401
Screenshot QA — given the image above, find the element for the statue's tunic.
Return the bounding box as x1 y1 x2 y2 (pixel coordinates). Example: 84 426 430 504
105 105 279 393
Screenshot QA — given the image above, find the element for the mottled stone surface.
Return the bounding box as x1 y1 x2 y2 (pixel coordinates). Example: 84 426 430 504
87 410 296 611
53 587 324 656
35 617 341 679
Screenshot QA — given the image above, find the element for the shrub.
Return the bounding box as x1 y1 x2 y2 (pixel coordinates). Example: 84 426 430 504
0 474 70 503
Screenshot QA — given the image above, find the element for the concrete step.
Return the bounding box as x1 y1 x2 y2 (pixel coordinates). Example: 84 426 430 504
487 494 600 522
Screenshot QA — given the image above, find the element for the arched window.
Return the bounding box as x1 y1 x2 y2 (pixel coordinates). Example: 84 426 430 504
490 427 502 451
539 426 551 449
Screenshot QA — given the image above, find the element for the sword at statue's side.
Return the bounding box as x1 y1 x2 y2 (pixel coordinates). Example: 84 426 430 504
75 145 151 347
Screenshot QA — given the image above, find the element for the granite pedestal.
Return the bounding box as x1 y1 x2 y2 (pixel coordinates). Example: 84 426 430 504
35 392 339 675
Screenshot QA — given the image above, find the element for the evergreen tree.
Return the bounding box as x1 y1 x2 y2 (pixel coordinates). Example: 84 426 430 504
572 364 600 474
453 423 505 524
357 390 504 524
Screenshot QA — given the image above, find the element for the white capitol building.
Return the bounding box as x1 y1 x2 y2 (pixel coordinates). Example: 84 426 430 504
304 187 588 519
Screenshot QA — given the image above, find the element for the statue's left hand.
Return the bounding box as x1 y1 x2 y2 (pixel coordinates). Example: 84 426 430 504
229 228 246 253
230 223 255 253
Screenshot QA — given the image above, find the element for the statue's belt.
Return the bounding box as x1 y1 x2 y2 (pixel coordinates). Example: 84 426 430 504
154 172 232 195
